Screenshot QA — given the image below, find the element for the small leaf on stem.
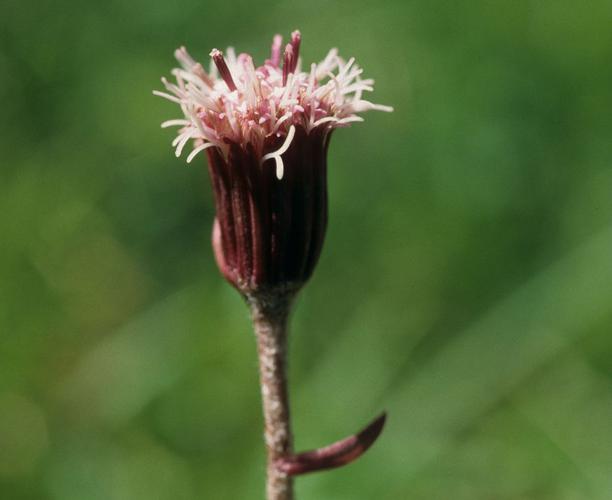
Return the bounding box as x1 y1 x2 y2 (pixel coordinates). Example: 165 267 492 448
275 412 387 476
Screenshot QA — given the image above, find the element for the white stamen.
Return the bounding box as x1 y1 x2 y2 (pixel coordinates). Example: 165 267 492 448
312 116 338 128
175 130 197 157
153 90 183 104
351 100 394 113
260 125 296 179
186 142 216 163
337 116 364 125
161 119 190 128
272 113 293 133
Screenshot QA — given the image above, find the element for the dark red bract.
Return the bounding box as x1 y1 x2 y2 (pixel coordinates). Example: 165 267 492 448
208 125 332 297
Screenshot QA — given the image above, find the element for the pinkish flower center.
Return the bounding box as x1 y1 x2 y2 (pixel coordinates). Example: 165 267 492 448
155 30 393 175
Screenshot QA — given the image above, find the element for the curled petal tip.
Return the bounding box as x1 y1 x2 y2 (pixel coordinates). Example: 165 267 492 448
275 412 387 476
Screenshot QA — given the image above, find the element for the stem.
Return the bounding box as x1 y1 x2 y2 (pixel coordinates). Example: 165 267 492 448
250 293 294 500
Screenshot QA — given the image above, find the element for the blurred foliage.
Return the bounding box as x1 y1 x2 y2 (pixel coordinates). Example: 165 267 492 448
1 0 612 498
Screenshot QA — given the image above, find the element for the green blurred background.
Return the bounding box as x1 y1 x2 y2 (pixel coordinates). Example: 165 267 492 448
1 0 612 498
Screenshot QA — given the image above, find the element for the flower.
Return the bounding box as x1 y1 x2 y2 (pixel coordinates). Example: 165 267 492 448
155 31 392 296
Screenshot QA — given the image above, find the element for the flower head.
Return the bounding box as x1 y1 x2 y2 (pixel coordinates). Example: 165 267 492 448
155 31 392 296
155 30 392 178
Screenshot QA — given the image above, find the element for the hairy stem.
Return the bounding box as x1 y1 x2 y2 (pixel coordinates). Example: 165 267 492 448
250 293 294 500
